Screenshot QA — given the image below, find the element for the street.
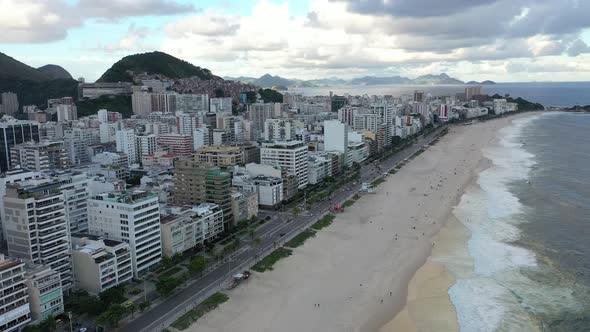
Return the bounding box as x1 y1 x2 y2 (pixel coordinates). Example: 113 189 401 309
118 128 444 332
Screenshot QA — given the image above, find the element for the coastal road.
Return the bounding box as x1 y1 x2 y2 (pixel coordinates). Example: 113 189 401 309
118 128 445 332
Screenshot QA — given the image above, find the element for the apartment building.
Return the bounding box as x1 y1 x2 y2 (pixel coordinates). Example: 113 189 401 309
10 140 69 172
3 180 73 291
24 265 64 321
173 161 233 229
159 204 224 257
71 234 133 294
260 141 309 189
87 190 162 278
194 146 244 168
0 255 31 331
158 134 193 157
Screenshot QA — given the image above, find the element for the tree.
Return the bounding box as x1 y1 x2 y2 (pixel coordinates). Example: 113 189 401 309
97 304 126 328
156 276 181 296
99 285 126 306
127 302 138 318
139 300 151 312
292 207 301 216
39 315 56 332
189 256 208 275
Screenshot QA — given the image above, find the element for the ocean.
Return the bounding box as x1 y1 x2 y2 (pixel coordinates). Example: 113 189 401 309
289 82 590 108
449 112 590 331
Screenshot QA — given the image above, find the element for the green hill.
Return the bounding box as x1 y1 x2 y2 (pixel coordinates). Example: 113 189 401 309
0 52 51 81
37 64 73 80
97 51 214 83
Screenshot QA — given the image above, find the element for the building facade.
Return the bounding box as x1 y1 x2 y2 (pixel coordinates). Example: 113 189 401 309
87 191 162 278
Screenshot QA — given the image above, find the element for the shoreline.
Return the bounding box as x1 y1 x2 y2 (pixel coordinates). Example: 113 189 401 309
190 113 541 332
380 113 540 332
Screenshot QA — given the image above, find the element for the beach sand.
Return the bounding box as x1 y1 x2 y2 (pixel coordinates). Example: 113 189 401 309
190 115 535 332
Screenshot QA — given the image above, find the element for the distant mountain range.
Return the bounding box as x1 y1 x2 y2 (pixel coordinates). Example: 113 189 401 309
225 73 495 88
0 52 73 82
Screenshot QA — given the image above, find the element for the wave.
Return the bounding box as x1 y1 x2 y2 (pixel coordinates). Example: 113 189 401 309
448 116 543 332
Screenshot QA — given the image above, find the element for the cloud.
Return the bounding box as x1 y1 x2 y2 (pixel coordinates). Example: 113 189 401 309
0 0 80 43
0 0 194 43
330 0 499 17
88 24 154 53
166 11 240 38
77 0 195 19
566 39 590 57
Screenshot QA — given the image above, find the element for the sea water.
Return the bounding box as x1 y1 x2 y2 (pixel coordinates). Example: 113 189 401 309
448 113 590 331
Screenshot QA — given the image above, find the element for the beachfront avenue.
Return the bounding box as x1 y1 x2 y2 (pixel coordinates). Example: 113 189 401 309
118 127 446 332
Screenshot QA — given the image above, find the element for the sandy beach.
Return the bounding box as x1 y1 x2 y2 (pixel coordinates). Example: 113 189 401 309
189 114 536 332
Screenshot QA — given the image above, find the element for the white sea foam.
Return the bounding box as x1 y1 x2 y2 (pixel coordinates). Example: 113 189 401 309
449 116 544 332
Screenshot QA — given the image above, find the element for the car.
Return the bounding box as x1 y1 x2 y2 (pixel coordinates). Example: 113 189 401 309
79 328 87 332
279 232 286 237
286 218 292 223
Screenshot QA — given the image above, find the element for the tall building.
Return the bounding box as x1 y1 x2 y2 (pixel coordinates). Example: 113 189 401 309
158 134 193 157
173 161 233 229
176 94 209 113
260 141 309 189
10 140 69 172
210 97 233 113
248 103 274 140
0 120 40 172
465 86 482 101
176 112 198 136
0 255 31 331
25 265 64 321
151 93 176 113
115 129 138 164
324 120 348 154
56 104 77 122
263 119 294 141
63 127 99 165
3 180 73 291
330 95 347 113
132 91 153 118
193 127 211 150
413 90 424 102
1 92 19 115
56 171 90 233
135 134 157 162
87 190 162 278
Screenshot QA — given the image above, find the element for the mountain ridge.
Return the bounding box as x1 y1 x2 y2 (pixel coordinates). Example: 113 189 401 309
224 73 496 87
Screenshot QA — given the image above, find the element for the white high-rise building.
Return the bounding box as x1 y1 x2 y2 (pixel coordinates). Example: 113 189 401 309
116 129 138 164
324 120 348 153
176 112 198 136
56 104 77 122
4 179 73 291
0 255 31 331
135 134 157 162
64 127 100 165
97 109 109 124
0 168 43 240
193 127 211 150
56 171 91 233
87 190 162 278
261 141 309 189
264 119 294 141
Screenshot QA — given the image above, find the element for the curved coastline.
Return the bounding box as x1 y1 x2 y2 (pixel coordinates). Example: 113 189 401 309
189 113 542 332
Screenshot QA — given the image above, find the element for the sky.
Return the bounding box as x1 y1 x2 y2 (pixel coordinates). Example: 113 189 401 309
1 0 590 83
